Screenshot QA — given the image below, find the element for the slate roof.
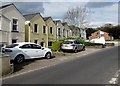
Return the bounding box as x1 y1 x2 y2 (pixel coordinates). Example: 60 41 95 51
0 3 13 9
62 22 67 26
53 20 61 24
24 13 40 21
43 17 51 21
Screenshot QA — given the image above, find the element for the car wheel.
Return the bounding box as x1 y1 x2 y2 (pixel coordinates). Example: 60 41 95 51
45 52 51 59
74 48 77 53
15 54 24 63
82 46 85 51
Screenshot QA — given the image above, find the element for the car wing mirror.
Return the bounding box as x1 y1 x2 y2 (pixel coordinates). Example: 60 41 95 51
42 47 44 50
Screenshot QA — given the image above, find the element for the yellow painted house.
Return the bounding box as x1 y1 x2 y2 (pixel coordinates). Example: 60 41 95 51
43 17 56 47
24 13 48 47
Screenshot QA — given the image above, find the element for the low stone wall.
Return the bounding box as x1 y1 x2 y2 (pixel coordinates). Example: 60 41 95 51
0 54 13 76
106 41 119 46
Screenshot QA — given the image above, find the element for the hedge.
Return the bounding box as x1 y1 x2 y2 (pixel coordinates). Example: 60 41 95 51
52 41 63 51
51 37 99 51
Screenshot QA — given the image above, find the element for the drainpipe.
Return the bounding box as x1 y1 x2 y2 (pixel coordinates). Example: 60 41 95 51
28 23 31 42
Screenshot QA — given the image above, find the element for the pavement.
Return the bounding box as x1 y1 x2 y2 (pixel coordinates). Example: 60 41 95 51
2 47 104 79
105 41 120 46
2 46 119 84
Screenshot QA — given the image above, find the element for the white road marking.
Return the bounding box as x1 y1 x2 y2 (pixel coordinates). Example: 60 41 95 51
109 69 120 84
109 78 118 84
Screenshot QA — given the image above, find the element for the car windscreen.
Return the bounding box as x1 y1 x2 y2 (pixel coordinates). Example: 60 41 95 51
6 44 19 48
63 41 73 44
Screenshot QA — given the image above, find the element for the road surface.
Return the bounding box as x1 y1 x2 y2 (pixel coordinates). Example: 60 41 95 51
2 46 119 84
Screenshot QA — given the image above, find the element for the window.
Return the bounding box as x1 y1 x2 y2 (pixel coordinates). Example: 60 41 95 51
32 44 41 49
58 28 60 37
34 40 38 44
43 26 46 34
34 24 38 33
48 41 52 46
74 40 82 44
12 19 18 31
20 44 32 49
41 42 44 47
50 27 52 34
63 29 65 37
63 41 73 44
101 34 104 37
6 44 18 48
12 39 17 44
67 30 69 37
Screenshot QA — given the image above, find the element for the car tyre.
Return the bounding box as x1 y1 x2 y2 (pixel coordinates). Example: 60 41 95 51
74 48 77 53
45 52 51 59
15 54 24 63
82 46 85 51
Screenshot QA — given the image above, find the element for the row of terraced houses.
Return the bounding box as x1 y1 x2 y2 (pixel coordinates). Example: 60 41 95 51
0 3 86 48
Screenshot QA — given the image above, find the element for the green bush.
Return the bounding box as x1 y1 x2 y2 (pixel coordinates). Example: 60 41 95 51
52 41 63 51
52 36 99 52
59 36 96 46
83 42 96 46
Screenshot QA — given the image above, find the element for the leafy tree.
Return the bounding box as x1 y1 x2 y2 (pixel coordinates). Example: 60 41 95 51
86 28 97 39
97 24 120 39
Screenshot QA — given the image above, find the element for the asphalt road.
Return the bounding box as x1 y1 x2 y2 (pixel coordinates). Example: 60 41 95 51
2 46 119 84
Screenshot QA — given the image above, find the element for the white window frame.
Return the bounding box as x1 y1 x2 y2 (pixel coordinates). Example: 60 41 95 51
12 18 18 31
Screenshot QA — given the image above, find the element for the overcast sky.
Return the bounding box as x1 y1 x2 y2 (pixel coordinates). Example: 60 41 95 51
1 0 119 28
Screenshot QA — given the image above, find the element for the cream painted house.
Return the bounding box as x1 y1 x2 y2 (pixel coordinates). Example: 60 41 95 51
54 20 64 40
0 3 25 45
69 25 80 37
24 13 48 47
62 22 72 38
43 17 56 47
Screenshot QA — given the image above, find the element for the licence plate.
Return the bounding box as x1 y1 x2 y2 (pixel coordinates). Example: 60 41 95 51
65 45 68 47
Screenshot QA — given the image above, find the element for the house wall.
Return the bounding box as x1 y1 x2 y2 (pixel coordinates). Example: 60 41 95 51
56 22 64 40
45 19 56 46
63 24 71 38
0 16 11 44
89 31 113 41
71 28 80 37
25 25 29 42
25 15 48 47
2 5 25 44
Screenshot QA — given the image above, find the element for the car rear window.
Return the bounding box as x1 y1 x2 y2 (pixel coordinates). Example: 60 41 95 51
63 41 73 44
6 44 19 48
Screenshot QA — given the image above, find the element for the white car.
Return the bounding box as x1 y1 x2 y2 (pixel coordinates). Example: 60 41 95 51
90 37 105 44
4 42 52 63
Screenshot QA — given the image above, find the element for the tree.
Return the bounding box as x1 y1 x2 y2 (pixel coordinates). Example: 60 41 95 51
97 24 120 39
63 6 92 39
63 6 91 28
86 28 97 39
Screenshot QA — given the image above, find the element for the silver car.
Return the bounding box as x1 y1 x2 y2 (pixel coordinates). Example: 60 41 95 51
61 40 85 53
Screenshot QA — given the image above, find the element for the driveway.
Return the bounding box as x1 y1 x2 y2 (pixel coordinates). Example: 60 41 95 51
2 47 112 79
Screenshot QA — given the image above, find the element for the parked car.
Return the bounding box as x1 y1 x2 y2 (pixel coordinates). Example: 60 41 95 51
61 39 85 53
4 42 52 63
